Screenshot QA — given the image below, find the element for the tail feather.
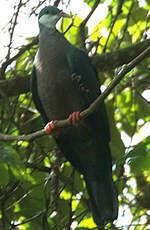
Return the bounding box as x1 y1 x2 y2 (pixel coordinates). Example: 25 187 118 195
85 175 118 227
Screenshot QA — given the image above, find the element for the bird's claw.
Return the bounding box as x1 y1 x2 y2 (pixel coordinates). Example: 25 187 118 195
45 120 54 134
68 111 80 126
45 112 80 134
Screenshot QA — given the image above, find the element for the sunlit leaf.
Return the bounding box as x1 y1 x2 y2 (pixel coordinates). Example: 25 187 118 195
128 137 150 175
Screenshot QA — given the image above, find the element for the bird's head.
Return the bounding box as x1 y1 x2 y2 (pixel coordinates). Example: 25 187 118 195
38 6 70 29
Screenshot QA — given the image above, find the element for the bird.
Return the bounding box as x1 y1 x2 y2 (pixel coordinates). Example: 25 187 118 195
31 5 118 228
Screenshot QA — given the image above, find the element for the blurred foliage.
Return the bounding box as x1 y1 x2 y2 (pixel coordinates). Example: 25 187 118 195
0 0 150 229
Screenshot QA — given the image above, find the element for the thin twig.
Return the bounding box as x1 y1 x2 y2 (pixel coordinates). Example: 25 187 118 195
81 0 100 27
80 0 100 48
0 37 38 78
115 2 134 49
103 0 125 53
6 0 23 62
0 129 46 141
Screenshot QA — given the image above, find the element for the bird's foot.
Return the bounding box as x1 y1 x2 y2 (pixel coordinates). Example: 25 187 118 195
68 111 80 126
45 121 61 136
45 112 80 135
45 121 54 134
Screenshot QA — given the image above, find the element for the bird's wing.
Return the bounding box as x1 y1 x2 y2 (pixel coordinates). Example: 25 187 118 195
66 45 110 142
30 65 49 123
55 46 118 225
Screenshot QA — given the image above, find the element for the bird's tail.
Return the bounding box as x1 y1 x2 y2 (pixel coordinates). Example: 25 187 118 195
85 174 118 228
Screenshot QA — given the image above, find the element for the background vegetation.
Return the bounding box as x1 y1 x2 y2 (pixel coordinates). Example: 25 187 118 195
0 0 150 229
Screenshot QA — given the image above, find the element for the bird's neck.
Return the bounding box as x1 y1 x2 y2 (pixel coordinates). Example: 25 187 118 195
39 24 58 40
39 23 57 33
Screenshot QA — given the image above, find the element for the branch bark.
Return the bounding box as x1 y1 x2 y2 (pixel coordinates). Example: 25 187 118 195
0 45 150 142
92 39 150 71
0 75 30 98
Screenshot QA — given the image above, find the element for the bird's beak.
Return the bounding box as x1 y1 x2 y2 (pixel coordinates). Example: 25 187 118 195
59 10 71 18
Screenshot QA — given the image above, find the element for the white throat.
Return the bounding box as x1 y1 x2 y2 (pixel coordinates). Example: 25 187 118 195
39 14 60 29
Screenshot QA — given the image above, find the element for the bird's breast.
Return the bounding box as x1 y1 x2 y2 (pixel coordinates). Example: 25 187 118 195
35 38 84 121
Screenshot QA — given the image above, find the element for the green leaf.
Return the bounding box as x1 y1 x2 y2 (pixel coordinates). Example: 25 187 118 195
59 16 88 49
128 137 150 175
84 0 104 8
79 216 96 228
107 101 125 160
0 144 15 163
0 164 9 185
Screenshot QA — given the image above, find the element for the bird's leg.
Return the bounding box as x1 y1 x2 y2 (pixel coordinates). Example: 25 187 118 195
68 111 80 126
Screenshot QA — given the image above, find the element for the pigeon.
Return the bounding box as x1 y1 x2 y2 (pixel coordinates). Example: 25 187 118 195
31 5 118 227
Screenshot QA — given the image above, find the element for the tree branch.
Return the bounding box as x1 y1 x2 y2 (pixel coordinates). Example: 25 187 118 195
1 39 150 99
79 0 100 48
0 75 30 99
25 162 51 173
81 0 101 27
0 129 46 142
0 45 150 142
103 0 125 52
92 39 150 71
5 0 23 64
